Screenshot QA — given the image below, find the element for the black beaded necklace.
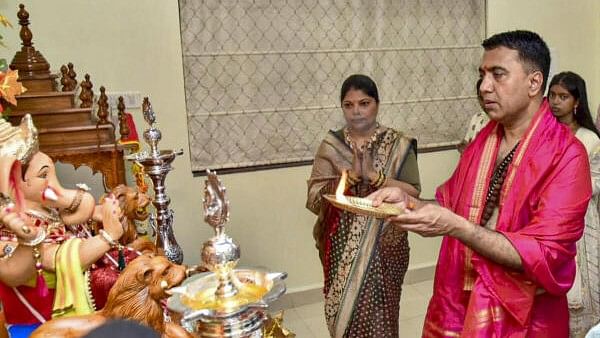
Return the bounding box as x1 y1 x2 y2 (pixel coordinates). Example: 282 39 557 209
480 142 519 226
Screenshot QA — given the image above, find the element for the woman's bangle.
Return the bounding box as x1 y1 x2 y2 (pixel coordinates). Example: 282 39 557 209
378 173 387 188
371 171 386 189
368 171 381 186
19 227 46 247
347 174 360 186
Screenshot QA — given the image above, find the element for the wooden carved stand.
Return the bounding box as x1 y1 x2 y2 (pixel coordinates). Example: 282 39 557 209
6 4 126 190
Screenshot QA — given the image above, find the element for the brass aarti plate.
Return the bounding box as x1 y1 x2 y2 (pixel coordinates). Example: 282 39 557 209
323 194 403 218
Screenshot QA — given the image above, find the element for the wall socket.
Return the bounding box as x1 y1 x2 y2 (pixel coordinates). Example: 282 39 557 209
105 91 143 110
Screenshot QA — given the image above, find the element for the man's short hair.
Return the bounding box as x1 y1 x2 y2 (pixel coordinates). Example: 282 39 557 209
482 30 551 92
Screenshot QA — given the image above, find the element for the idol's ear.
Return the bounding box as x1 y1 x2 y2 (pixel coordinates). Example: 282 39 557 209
0 155 24 210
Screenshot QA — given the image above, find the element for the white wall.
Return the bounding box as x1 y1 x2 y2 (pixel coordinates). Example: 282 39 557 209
1 0 596 292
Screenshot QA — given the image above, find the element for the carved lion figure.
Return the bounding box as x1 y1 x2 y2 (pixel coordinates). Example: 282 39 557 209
30 254 193 338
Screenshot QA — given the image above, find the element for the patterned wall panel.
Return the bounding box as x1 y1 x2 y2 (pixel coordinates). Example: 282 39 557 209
179 0 486 172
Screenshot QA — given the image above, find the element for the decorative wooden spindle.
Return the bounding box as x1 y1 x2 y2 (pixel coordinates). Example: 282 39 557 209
118 96 130 140
18 4 32 48
3 4 127 192
60 65 68 90
96 86 110 124
67 62 77 83
67 63 78 90
9 4 51 78
79 74 94 108
60 64 76 91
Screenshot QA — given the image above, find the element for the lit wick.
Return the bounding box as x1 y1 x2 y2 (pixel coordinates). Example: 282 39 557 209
335 170 376 208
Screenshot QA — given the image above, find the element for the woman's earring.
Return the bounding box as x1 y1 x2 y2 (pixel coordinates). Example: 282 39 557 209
573 106 578 116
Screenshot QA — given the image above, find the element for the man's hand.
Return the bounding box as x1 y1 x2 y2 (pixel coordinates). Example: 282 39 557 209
387 204 463 237
369 187 419 209
367 187 466 237
369 187 522 269
369 187 463 238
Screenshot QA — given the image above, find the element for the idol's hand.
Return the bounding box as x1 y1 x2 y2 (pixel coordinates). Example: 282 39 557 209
0 206 39 242
101 195 124 240
387 204 461 237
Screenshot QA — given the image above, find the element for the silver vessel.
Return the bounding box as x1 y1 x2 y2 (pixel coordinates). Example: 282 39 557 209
167 170 287 337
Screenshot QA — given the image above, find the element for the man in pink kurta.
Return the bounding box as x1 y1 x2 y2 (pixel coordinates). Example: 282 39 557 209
371 31 590 337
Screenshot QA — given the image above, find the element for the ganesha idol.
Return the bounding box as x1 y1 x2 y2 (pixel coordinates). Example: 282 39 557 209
0 114 135 338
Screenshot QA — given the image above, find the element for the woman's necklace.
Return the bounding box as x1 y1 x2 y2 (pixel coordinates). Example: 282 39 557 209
344 123 381 151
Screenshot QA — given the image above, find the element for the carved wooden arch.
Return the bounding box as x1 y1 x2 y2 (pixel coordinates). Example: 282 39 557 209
50 149 126 192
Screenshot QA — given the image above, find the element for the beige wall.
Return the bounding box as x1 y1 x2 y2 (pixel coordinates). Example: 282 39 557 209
0 0 597 292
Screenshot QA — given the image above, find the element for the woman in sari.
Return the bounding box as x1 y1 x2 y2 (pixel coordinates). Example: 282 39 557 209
306 74 420 337
549 71 600 336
